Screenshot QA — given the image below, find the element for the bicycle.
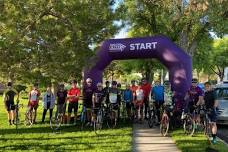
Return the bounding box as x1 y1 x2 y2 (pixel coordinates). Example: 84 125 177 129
107 103 118 128
80 106 87 130
52 103 66 130
182 109 195 136
148 102 158 128
24 107 34 127
204 109 213 145
160 105 174 136
93 107 104 134
15 100 23 130
121 101 128 122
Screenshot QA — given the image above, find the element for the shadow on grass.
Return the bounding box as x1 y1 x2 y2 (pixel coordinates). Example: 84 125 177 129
0 121 132 135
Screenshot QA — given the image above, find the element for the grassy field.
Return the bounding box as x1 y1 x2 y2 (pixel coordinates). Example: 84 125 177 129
172 129 228 152
0 96 132 152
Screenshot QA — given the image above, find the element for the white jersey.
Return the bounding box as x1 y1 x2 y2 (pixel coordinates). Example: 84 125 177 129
136 89 144 101
29 90 40 102
109 93 118 104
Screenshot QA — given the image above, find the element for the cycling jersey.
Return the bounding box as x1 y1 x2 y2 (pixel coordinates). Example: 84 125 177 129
123 89 133 103
83 85 94 109
4 89 18 104
136 89 144 101
93 89 104 107
103 87 110 104
57 90 67 104
130 85 138 100
152 85 164 102
29 89 40 102
204 90 215 110
109 88 118 104
68 87 81 103
141 83 151 98
188 86 203 105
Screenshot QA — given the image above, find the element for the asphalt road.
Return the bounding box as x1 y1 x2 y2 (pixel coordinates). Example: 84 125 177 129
217 125 228 143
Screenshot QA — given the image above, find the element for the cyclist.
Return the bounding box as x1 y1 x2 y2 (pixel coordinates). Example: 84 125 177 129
55 84 68 122
109 81 119 126
204 82 218 144
151 80 164 123
141 78 151 120
28 83 40 124
42 84 55 123
3 82 19 125
164 81 173 106
123 84 133 120
187 78 204 124
83 78 94 126
130 80 138 101
134 84 144 122
92 82 104 123
103 81 110 105
67 80 81 125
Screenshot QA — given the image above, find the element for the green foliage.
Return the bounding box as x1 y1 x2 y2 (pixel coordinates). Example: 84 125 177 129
0 96 132 151
172 129 228 152
0 0 123 84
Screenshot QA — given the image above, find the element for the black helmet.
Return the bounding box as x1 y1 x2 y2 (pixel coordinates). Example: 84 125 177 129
112 81 117 86
7 82 12 87
117 83 121 88
105 81 110 85
192 78 198 83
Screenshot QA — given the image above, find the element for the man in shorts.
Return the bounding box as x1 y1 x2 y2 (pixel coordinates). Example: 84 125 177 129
55 84 68 121
204 82 218 144
67 80 81 125
3 82 19 125
28 83 40 124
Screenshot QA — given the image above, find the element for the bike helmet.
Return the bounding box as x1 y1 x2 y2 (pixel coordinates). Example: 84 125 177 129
112 81 117 86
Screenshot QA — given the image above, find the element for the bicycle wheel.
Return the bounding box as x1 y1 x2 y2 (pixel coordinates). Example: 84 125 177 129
80 107 86 130
183 115 195 136
24 111 33 127
55 114 63 130
148 110 154 128
160 115 169 137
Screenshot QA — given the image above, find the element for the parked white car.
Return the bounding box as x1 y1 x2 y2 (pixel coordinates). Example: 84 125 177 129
214 82 228 125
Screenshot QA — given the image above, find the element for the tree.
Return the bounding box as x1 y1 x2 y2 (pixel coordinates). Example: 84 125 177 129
124 0 227 56
210 37 228 81
0 0 123 84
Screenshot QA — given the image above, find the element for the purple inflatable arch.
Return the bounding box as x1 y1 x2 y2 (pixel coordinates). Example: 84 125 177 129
84 35 192 106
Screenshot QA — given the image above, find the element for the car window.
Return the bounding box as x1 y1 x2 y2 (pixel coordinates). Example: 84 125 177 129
215 88 228 100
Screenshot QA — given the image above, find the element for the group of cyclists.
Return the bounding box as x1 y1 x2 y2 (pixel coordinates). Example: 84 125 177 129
2 77 218 143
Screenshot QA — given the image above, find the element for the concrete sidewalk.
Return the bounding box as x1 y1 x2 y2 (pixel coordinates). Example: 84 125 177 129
133 122 180 152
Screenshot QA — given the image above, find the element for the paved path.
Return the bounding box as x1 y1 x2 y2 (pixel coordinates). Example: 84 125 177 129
133 122 180 152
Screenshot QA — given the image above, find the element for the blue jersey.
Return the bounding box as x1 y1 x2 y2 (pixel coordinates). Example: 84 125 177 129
152 85 164 102
123 89 133 103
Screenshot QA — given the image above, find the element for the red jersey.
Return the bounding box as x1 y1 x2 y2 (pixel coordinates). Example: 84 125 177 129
68 87 81 103
29 89 40 102
141 83 151 98
130 85 138 98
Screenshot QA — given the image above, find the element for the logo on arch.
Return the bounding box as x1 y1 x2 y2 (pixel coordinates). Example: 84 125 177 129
109 43 126 52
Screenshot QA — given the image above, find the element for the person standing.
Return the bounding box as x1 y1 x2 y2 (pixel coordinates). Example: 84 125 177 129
55 84 68 121
204 82 218 144
42 84 55 123
3 82 19 125
28 83 40 124
67 80 81 125
83 78 94 126
151 80 164 123
103 81 110 105
141 78 151 120
135 85 144 122
123 84 133 120
130 80 138 101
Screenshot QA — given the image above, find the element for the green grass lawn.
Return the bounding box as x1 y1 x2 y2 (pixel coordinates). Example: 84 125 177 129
171 129 228 152
0 96 132 151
